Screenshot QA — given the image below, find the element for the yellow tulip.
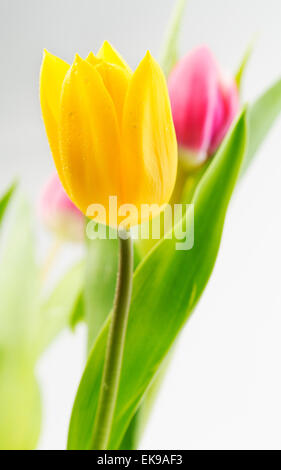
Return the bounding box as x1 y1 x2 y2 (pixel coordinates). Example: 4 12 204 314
40 41 177 227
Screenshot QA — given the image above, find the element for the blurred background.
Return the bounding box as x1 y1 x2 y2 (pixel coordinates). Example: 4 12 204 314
1 0 281 450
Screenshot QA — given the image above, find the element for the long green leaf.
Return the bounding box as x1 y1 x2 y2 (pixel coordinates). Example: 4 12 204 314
0 195 41 449
119 354 172 450
0 182 17 228
235 35 257 92
0 196 39 355
85 238 118 352
160 0 188 77
242 76 281 174
36 260 85 356
0 357 41 450
0 193 84 449
67 109 247 450
73 73 281 448
69 291 85 330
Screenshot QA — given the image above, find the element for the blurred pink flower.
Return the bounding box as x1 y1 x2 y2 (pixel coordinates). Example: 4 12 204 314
39 173 84 242
168 45 239 168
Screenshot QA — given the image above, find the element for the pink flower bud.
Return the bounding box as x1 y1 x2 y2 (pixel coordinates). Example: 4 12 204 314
39 173 84 242
168 46 239 168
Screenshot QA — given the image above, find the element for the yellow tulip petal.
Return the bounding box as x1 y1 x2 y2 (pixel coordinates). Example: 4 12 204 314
40 45 177 227
97 40 132 75
86 51 102 67
40 50 70 188
122 51 177 214
95 62 131 126
87 51 131 126
59 56 122 219
40 50 69 120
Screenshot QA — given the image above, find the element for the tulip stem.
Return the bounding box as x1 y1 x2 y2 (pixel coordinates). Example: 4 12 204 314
90 230 134 450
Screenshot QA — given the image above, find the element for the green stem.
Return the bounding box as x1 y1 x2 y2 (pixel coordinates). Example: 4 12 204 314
90 230 134 450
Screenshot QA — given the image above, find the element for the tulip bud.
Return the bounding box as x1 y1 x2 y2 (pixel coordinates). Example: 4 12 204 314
168 45 239 168
39 173 84 242
40 42 177 228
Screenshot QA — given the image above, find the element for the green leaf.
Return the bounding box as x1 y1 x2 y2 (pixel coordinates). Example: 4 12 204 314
0 195 41 449
0 356 41 450
69 291 85 330
0 195 39 356
118 411 140 450
119 355 171 450
0 192 84 449
242 76 281 175
36 260 85 355
159 0 188 77
0 181 17 228
85 238 118 352
67 109 247 450
235 35 257 92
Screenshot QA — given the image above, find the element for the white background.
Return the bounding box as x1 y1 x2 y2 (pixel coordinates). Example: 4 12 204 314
1 0 281 450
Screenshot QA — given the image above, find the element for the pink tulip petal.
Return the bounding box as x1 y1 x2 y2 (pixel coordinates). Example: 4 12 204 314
168 45 239 165
209 73 239 154
39 173 84 242
168 46 219 156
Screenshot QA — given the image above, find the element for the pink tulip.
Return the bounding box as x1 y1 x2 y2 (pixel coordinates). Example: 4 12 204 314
168 45 239 167
39 173 84 242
